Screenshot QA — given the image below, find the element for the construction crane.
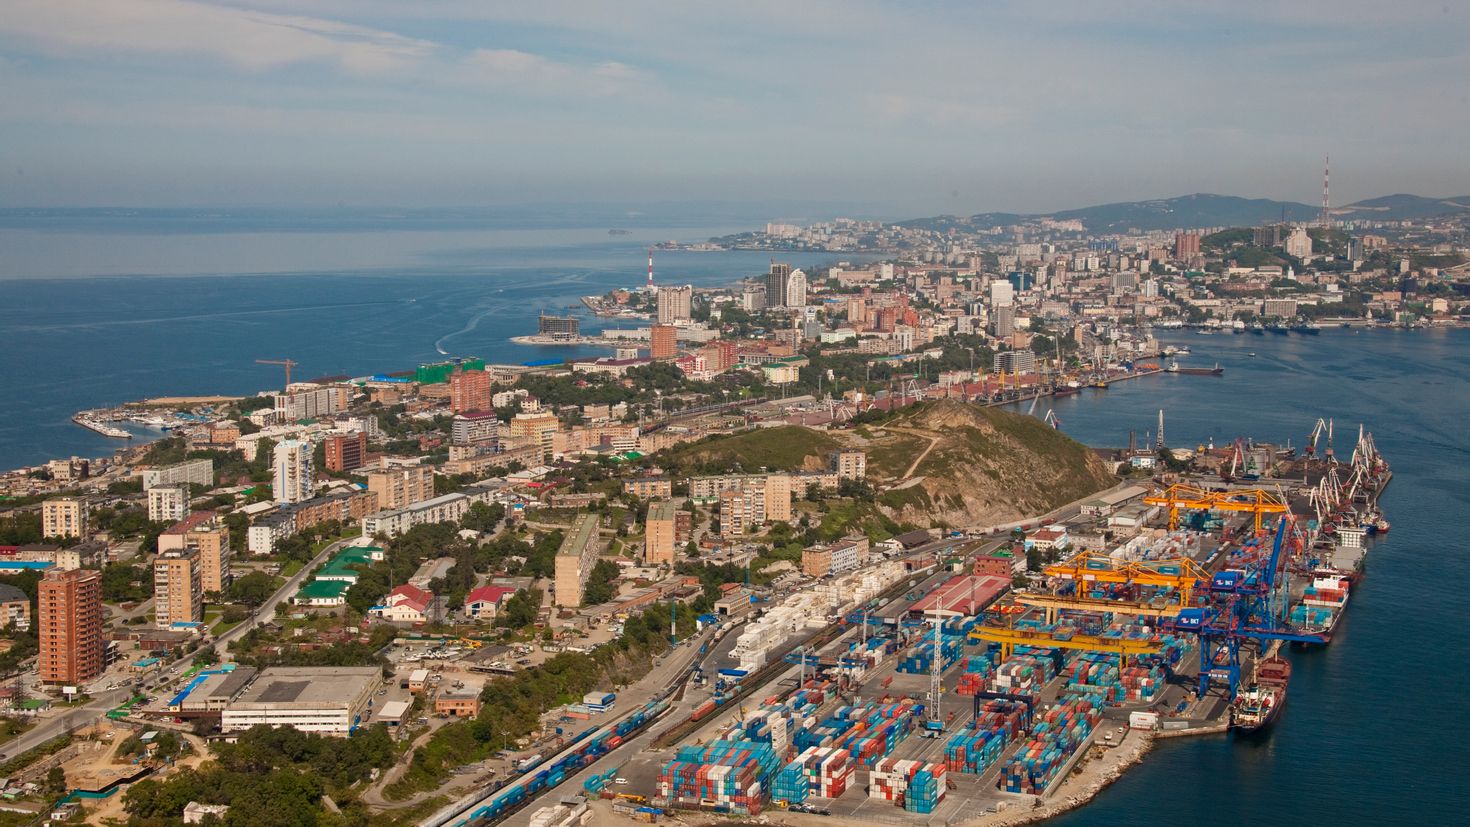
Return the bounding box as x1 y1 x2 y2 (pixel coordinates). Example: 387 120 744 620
255 358 298 391
1042 551 1209 604
1143 483 1289 531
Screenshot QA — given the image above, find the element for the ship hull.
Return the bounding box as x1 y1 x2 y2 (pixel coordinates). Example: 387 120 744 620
1231 690 1285 734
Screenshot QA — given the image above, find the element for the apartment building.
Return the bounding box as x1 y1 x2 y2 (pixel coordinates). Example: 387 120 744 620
645 500 679 565
273 439 313 505
323 431 368 473
367 464 435 510
154 547 203 629
38 568 103 685
553 513 602 609
140 458 214 490
147 485 190 523
41 498 88 539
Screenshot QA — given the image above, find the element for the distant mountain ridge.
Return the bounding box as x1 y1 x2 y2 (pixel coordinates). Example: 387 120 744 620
899 192 1470 233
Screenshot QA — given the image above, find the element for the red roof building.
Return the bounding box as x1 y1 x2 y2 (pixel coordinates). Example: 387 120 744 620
465 585 518 620
909 574 1010 618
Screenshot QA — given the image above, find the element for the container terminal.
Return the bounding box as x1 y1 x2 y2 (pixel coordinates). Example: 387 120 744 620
424 419 1390 827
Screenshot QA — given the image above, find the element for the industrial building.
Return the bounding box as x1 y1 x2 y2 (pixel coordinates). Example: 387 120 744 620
220 666 380 736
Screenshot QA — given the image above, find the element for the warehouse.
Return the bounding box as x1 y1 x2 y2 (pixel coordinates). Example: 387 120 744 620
908 574 1010 618
221 666 380 736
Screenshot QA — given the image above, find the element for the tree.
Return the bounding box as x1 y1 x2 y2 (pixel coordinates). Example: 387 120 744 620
46 766 66 796
497 588 541 629
581 559 621 606
227 571 277 607
461 501 506 534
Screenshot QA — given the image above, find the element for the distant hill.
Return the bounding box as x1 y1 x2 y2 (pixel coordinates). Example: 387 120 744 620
1053 194 1318 232
897 192 1470 234
658 426 841 476
1332 193 1470 221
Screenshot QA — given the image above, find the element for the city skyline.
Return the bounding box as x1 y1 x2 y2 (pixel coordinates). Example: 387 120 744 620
3 1 1469 213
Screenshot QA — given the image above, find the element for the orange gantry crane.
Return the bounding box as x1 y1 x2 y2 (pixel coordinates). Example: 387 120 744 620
1143 483 1288 531
1042 551 1210 604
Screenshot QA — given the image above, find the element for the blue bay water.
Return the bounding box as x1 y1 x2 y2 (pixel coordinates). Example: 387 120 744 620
0 213 1465 822
0 212 864 469
1020 328 1469 825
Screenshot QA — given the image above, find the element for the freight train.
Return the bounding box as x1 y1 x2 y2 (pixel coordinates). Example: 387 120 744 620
422 695 673 827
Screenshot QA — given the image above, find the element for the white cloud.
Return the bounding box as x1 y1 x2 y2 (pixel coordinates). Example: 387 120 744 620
0 0 436 73
461 49 647 95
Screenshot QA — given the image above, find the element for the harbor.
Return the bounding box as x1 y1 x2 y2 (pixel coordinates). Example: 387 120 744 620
429 418 1390 827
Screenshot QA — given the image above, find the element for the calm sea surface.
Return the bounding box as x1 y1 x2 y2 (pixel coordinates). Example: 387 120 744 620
1 212 1465 822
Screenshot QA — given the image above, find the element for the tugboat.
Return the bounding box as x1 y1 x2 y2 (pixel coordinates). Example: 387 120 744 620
1231 655 1291 733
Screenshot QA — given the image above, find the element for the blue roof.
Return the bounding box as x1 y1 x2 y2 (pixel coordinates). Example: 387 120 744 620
522 358 564 367
0 561 53 570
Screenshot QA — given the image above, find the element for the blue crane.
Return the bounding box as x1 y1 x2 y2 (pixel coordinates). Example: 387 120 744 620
1176 516 1328 696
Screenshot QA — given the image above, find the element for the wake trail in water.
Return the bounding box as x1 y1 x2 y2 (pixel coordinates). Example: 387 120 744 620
435 305 498 356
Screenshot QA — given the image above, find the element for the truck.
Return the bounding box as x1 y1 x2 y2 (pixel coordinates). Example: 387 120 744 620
583 691 616 708
918 720 946 739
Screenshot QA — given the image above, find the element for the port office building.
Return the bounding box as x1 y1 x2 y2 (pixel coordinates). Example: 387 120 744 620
220 666 380 736
554 513 602 608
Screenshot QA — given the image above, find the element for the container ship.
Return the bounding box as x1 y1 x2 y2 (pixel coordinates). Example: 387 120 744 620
1164 360 1224 376
1231 654 1290 733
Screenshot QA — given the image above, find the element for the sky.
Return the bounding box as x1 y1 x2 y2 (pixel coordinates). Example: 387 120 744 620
2 0 1469 215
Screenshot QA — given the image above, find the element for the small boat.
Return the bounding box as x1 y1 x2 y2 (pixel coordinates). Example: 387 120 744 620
1248 352 1256 358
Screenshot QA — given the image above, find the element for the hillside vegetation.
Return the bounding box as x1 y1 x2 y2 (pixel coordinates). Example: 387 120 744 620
656 401 1115 529
864 400 1115 527
657 426 840 475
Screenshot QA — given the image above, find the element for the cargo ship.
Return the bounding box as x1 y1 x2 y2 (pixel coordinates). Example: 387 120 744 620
1164 360 1224 376
1231 655 1290 733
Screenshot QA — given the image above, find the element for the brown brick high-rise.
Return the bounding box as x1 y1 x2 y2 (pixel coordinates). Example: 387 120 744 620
38 569 103 686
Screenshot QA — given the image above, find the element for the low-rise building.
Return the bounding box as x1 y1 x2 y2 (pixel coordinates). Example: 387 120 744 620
465 584 517 620
370 584 434 623
435 692 482 718
220 666 380 735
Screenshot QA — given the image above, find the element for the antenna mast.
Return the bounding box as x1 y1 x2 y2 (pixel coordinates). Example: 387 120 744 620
1320 155 1331 228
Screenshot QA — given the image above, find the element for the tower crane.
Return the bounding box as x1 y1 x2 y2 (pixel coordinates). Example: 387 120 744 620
255 358 298 391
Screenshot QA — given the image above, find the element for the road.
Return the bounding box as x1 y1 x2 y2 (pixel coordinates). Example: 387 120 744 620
214 535 360 653
1 536 359 765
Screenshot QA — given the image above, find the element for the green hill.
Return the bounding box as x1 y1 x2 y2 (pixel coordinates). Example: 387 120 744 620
865 400 1116 527
657 426 841 476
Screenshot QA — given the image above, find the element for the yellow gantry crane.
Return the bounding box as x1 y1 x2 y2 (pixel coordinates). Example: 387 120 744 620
1143 483 1288 531
1010 592 1185 624
967 624 1161 665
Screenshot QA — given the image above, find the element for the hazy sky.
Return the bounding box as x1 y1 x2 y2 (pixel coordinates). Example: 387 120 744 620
3 1 1468 214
